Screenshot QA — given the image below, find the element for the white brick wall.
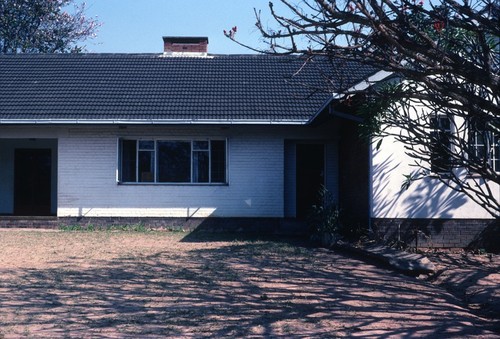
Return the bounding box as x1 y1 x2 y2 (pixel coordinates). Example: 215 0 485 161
0 124 339 218
371 130 499 219
284 141 296 217
54 124 338 218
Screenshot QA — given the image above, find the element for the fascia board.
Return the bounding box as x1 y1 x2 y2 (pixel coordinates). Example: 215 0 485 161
308 70 394 124
0 119 308 125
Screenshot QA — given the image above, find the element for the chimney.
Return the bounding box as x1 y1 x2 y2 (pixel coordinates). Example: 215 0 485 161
162 36 209 57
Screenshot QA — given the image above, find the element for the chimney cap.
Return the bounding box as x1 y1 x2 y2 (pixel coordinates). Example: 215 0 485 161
162 36 209 44
162 36 209 57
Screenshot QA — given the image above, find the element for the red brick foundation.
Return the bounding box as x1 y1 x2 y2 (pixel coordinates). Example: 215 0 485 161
371 218 499 249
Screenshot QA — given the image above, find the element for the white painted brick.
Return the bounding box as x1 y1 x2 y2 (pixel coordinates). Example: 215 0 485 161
1 124 340 218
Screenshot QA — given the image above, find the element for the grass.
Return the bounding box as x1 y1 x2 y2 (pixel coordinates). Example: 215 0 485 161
59 223 151 232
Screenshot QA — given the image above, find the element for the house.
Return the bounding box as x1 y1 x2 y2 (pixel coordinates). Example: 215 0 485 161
0 37 496 247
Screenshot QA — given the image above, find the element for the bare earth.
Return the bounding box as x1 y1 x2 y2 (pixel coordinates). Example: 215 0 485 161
0 230 498 338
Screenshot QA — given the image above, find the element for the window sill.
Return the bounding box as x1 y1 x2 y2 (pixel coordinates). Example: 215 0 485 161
117 182 229 186
427 173 453 179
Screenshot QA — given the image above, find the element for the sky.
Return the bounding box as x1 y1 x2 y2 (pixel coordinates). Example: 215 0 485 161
76 0 290 54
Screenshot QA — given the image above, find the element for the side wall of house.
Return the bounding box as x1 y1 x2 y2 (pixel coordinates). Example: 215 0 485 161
371 130 499 248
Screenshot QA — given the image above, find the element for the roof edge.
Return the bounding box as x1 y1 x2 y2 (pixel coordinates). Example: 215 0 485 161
307 69 394 125
0 119 309 126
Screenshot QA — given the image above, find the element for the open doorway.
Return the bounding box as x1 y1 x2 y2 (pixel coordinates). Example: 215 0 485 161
296 144 325 219
338 120 369 227
14 148 53 216
0 139 57 216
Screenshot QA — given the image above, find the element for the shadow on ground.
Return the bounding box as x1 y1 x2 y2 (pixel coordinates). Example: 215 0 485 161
0 233 498 337
426 250 500 319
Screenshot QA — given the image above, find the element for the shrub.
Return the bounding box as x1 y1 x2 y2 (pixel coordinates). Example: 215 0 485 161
307 186 342 246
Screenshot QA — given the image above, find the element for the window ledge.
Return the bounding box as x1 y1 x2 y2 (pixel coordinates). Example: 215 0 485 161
117 182 229 187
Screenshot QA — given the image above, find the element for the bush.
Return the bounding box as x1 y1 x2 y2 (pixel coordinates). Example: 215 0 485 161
307 186 342 246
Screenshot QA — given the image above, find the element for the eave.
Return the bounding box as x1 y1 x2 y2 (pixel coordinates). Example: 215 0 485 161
0 118 309 125
308 70 394 125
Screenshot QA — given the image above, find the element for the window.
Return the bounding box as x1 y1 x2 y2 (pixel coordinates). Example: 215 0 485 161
470 128 500 173
138 140 155 182
157 141 191 182
119 139 227 183
430 115 452 173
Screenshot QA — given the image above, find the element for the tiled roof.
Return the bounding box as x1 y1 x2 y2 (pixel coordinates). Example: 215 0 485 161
0 53 378 124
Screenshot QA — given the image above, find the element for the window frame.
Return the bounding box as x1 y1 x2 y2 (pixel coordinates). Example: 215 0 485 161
138 140 156 183
429 114 453 175
118 137 228 185
469 126 500 174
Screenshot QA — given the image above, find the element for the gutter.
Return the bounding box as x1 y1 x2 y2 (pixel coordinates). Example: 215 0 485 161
0 118 309 126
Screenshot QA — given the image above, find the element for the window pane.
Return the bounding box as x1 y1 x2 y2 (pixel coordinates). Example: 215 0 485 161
211 140 226 183
193 140 209 150
439 117 451 130
470 126 500 172
475 132 485 146
430 115 452 173
493 137 500 172
430 130 451 173
157 141 191 182
139 140 154 150
193 151 209 182
121 140 137 182
139 151 155 182
476 145 486 159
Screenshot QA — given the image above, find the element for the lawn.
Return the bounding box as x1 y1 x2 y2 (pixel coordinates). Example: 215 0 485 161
0 230 498 338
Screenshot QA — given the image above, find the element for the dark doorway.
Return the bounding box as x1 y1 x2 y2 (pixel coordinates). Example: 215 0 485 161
296 144 324 219
339 120 369 227
14 149 52 216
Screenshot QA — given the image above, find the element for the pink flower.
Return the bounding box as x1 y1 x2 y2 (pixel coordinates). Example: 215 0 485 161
433 20 445 32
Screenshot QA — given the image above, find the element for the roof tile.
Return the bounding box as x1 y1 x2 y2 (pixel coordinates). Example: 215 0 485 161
0 54 377 122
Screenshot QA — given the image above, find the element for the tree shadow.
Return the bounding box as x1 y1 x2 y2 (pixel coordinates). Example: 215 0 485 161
372 149 472 247
371 150 401 218
179 226 307 244
467 221 500 254
0 239 497 337
426 251 500 319
401 178 468 220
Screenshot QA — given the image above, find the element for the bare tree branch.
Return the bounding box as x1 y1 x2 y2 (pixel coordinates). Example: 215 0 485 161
226 0 499 216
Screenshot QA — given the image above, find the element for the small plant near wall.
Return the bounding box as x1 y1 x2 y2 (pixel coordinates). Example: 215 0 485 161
307 186 342 247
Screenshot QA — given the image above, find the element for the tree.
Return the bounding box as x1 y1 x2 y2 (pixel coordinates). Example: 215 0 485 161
0 0 99 53
226 0 500 217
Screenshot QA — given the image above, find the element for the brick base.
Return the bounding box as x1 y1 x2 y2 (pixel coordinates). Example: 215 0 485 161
0 216 59 228
371 218 499 249
0 216 307 235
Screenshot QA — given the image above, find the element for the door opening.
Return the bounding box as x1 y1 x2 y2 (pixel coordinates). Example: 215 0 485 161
296 144 325 219
14 149 53 216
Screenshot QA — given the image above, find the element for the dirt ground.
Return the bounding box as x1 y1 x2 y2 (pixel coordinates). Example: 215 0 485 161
0 230 498 338
424 249 500 319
